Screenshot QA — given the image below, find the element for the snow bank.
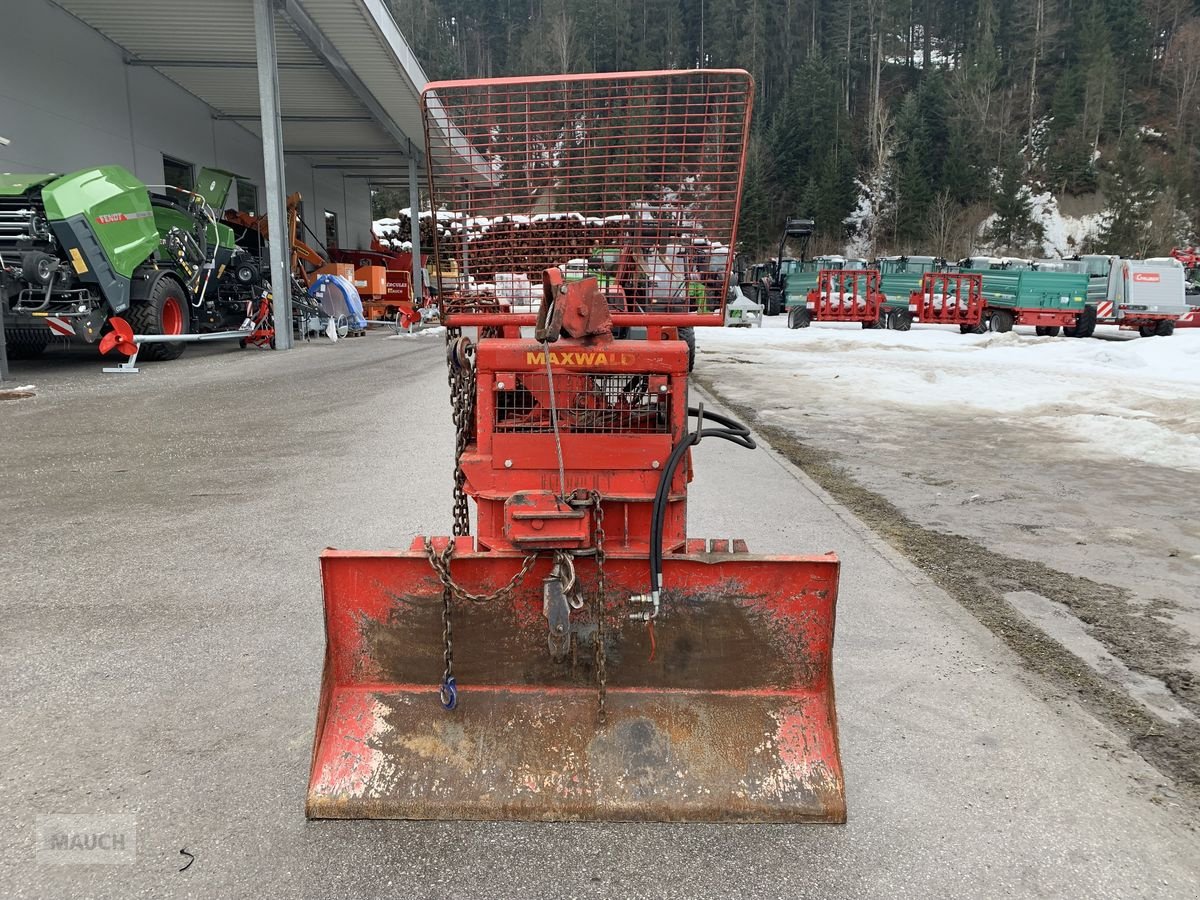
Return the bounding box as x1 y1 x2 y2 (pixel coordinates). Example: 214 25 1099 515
699 321 1200 472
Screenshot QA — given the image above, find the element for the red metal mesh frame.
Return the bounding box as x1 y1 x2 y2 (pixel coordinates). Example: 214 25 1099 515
808 269 884 322
913 272 983 324
420 70 754 327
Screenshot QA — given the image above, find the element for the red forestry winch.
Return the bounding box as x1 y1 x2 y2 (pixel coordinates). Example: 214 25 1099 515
306 69 845 823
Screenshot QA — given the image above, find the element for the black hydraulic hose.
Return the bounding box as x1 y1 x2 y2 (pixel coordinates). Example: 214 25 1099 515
648 406 756 597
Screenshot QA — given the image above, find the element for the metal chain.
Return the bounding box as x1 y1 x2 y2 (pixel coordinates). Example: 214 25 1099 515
588 491 608 724
426 536 538 710
445 326 474 536
436 322 510 709
438 580 456 709
425 537 538 605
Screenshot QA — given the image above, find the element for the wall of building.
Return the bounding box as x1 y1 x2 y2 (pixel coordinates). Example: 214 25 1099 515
0 0 371 246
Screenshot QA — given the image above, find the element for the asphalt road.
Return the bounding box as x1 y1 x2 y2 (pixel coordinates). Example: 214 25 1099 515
2 333 1197 898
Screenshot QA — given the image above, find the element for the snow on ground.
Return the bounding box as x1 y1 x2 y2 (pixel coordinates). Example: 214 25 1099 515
699 320 1200 472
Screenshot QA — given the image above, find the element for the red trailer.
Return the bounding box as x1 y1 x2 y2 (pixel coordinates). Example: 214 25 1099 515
892 272 985 331
788 268 886 328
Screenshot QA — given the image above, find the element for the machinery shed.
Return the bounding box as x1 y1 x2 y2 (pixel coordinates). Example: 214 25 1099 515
0 0 429 359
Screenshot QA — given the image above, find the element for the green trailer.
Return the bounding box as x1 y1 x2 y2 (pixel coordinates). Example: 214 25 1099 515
2 165 257 361
953 267 1092 335
783 256 868 313
880 261 1091 335
875 255 943 326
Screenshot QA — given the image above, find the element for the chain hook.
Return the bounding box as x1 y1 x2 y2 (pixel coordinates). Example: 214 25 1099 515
439 676 458 710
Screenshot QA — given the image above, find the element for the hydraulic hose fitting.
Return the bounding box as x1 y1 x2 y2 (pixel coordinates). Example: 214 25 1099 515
629 590 660 621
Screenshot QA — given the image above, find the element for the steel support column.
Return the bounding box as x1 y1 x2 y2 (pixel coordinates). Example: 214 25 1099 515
253 0 293 350
409 155 422 303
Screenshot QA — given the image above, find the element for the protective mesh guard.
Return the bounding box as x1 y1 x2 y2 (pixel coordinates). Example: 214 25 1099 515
494 373 671 435
420 70 753 322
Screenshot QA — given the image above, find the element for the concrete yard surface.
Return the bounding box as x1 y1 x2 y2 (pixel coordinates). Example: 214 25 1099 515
1 333 1198 898
698 321 1200 801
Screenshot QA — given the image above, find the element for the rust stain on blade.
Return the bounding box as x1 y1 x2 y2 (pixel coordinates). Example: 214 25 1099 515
308 686 844 823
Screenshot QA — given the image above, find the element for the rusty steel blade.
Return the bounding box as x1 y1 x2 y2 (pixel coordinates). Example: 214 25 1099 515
307 542 844 823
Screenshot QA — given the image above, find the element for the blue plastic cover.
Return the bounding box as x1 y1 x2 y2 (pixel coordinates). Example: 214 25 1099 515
309 274 367 329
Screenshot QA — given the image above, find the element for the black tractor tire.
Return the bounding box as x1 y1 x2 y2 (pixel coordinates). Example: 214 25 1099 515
990 310 1014 333
678 326 696 372
788 306 811 329
964 318 987 335
891 310 913 332
128 277 189 361
1070 305 1097 338
4 327 52 359
1035 326 1061 337
1156 320 1175 337
764 287 783 317
1139 324 1157 337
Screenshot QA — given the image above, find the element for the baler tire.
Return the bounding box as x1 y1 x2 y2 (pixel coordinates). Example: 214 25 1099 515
891 311 913 332
1156 320 1175 337
4 328 52 359
129 277 189 361
788 306 811 329
1139 325 1157 337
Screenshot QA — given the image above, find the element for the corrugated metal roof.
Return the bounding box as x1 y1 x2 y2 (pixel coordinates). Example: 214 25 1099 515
50 0 428 171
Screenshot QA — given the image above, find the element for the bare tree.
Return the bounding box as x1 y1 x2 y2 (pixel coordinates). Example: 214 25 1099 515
1142 188 1186 257
1026 0 1045 139
871 102 894 170
1164 19 1200 136
926 191 963 258
866 0 886 164
547 5 577 74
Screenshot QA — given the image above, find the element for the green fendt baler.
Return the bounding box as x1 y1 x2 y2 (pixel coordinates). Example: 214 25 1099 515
1 165 254 361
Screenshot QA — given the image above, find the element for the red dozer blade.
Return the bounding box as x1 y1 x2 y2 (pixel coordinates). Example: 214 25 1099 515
307 539 843 823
